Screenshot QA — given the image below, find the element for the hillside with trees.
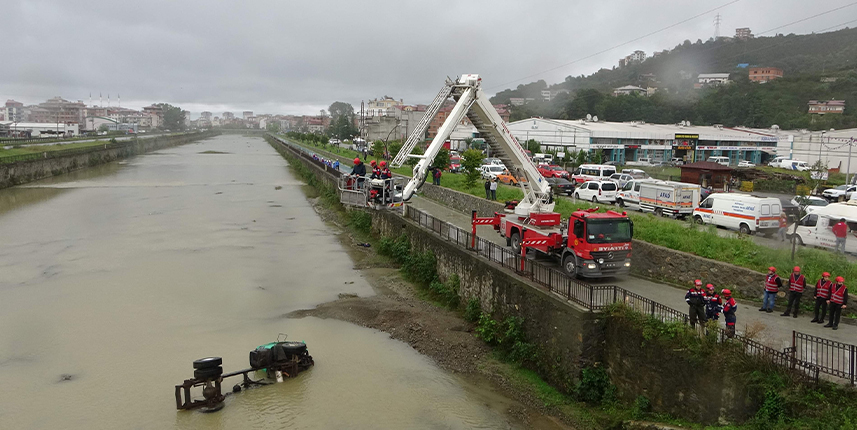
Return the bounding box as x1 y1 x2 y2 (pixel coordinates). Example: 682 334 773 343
491 27 857 130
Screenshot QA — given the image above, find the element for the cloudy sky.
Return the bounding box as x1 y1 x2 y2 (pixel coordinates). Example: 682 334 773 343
2 0 854 117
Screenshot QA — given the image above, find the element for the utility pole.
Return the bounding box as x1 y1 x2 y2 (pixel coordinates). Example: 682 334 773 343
847 138 854 185
714 14 722 39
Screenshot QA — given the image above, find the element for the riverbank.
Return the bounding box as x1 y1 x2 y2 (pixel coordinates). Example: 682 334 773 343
0 130 219 188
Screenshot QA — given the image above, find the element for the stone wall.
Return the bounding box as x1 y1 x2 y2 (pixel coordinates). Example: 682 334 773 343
0 131 219 189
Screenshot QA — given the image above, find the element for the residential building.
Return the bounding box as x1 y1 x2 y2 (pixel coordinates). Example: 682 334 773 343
749 67 783 83
612 85 646 96
618 50 646 67
222 112 235 120
366 97 403 117
4 100 26 122
695 73 731 88
28 97 86 124
242 111 254 120
200 111 213 121
541 90 552 101
143 105 164 125
735 28 754 40
808 100 845 115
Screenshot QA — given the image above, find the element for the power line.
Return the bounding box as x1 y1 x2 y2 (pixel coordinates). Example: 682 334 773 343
754 1 857 37
486 0 744 91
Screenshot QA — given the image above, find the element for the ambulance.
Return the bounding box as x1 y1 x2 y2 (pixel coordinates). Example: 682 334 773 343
792 201 857 253
693 193 783 235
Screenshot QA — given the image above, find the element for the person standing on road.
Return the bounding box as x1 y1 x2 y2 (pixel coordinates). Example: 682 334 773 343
825 277 848 330
760 267 782 313
490 178 498 200
484 179 491 199
722 289 738 338
833 218 848 253
777 212 789 242
686 279 707 337
782 266 806 318
704 283 722 321
811 272 833 324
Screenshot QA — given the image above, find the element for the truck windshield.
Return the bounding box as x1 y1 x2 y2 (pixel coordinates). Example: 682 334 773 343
587 219 632 244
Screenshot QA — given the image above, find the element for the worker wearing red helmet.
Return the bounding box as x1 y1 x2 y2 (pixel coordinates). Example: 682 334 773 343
811 272 833 324
351 158 367 187
782 266 806 318
369 160 380 179
760 266 782 313
685 279 707 336
704 283 722 321
379 161 392 179
721 289 738 338
825 276 848 330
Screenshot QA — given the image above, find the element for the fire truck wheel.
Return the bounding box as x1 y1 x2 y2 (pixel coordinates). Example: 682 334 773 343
510 232 521 253
193 357 223 369
562 254 578 277
194 366 223 380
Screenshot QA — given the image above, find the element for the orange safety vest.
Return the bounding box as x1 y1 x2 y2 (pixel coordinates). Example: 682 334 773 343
764 274 779 293
831 283 847 305
789 273 806 293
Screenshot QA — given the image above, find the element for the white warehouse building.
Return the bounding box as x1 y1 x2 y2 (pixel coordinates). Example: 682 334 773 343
506 118 780 165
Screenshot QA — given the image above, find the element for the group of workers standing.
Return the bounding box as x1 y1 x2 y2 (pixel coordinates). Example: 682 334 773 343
760 267 849 330
685 282 738 337
686 266 849 339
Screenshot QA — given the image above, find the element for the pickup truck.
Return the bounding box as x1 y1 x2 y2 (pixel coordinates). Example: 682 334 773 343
624 157 655 167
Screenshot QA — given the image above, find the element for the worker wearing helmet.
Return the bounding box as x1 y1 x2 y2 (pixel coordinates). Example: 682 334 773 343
379 161 391 179
351 158 367 188
721 289 737 338
811 272 833 324
685 279 707 336
369 160 381 179
760 266 781 313
825 277 848 330
704 284 722 321
782 266 806 318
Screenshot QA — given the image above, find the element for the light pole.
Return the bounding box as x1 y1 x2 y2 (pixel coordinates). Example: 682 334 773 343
847 138 854 186
819 131 826 165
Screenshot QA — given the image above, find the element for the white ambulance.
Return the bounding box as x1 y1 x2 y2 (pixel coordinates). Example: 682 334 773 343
792 202 857 252
693 193 783 235
571 164 617 184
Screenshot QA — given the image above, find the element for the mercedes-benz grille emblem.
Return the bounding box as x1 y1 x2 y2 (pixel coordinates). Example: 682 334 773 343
607 252 614 260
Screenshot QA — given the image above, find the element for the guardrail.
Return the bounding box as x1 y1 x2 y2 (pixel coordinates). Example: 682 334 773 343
273 133 844 385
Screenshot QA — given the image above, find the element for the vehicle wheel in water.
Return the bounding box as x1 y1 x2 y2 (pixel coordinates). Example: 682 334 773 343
562 253 578 277
510 232 521 253
193 357 223 369
739 223 751 235
194 366 223 380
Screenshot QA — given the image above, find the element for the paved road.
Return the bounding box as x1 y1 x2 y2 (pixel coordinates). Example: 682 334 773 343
284 137 855 350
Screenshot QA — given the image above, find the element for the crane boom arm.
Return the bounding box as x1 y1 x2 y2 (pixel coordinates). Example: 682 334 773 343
398 74 554 216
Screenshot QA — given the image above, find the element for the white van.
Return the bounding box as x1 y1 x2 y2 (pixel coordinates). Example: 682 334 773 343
572 164 617 184
693 193 783 235
774 159 810 171
706 156 730 166
792 202 857 252
534 153 553 164
616 179 657 210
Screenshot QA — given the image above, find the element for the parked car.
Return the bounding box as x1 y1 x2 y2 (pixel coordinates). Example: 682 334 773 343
822 185 857 202
669 157 685 166
547 165 570 179
706 156 730 166
574 180 618 203
625 157 655 167
790 195 829 214
737 160 756 168
496 172 524 185
546 177 576 196
480 164 507 179
609 173 634 188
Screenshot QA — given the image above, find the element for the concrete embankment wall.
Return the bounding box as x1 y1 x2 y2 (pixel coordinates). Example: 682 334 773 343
0 131 219 189
269 136 758 424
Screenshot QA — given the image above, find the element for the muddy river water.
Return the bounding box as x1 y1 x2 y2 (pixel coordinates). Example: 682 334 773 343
0 135 535 429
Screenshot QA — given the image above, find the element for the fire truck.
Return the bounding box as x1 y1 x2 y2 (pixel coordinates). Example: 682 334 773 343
391 74 632 278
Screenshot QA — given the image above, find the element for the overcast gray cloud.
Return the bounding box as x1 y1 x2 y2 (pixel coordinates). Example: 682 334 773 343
2 0 854 117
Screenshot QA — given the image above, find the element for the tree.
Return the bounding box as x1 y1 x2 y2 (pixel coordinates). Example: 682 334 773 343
461 149 484 187
328 101 358 139
155 103 188 131
433 147 451 171
524 139 541 153
97 124 109 132
266 121 281 133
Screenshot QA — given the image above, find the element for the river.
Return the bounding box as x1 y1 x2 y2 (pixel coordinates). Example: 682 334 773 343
0 134 536 429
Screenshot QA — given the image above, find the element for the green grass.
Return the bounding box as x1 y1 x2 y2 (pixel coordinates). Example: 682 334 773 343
0 139 121 158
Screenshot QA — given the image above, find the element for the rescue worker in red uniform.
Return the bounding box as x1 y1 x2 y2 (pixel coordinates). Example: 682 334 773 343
811 272 833 324
782 266 806 318
825 277 848 330
379 161 392 179
760 266 782 313
686 279 707 336
704 283 722 321
369 160 380 179
722 289 738 338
